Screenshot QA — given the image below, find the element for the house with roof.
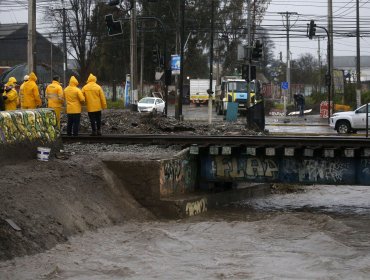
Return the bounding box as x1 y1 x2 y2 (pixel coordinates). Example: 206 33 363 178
334 56 370 82
0 23 63 73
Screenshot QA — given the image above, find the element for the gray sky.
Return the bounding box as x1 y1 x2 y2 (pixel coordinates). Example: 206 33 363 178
262 0 370 62
1 0 370 63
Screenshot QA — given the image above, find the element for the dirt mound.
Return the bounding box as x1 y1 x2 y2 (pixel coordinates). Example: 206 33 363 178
0 154 153 261
60 109 264 136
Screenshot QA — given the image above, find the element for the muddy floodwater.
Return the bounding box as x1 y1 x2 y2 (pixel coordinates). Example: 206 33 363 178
1 185 370 280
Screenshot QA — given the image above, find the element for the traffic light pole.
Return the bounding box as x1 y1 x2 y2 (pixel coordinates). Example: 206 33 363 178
317 26 331 123
308 21 331 123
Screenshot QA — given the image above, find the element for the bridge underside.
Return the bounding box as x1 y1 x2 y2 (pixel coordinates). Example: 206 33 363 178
195 146 370 186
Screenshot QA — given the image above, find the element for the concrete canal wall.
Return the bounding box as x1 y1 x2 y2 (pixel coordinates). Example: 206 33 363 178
103 148 197 203
103 149 270 218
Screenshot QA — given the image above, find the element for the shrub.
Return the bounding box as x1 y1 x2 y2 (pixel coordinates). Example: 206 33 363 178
107 99 125 109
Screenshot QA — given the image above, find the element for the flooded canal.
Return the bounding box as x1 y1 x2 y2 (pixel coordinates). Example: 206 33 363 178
1 185 369 279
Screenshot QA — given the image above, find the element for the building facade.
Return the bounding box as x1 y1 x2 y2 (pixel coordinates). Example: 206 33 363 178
0 23 63 72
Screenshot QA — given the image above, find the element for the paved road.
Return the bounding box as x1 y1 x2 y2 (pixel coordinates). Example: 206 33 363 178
167 103 338 136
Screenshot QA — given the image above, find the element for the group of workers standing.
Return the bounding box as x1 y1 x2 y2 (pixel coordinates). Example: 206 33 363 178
1 73 107 136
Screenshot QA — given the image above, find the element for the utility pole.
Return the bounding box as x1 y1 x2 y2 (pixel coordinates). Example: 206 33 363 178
247 0 251 99
50 34 53 81
140 30 144 98
208 0 214 125
356 0 361 107
279 11 298 103
317 37 321 94
27 0 36 73
62 7 67 86
328 0 333 116
177 0 185 120
130 0 137 107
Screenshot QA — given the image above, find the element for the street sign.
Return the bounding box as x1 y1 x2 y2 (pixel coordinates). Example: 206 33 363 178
171 55 181 75
281 81 289 90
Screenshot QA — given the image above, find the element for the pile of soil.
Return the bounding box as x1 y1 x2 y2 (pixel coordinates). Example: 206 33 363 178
0 153 154 261
60 109 264 136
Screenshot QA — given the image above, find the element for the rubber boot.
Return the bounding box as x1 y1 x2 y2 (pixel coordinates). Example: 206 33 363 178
97 129 102 136
90 130 97 136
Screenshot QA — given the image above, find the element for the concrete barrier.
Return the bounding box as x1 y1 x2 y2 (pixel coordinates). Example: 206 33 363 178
0 109 62 162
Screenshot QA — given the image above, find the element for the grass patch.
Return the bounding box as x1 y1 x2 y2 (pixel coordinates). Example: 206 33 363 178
107 99 125 109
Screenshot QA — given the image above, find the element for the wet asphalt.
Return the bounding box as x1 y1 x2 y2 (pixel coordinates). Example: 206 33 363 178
167 103 337 136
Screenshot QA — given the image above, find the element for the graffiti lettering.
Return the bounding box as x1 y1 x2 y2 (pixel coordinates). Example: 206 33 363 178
185 198 207 216
361 159 370 176
300 159 349 182
269 111 285 116
214 156 279 179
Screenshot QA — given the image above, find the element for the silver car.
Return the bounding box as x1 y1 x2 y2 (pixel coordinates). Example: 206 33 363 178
137 97 165 114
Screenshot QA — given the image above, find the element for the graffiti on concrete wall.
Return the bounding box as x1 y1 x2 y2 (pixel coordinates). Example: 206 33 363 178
361 159 370 176
359 159 370 184
101 85 125 100
160 155 196 197
0 109 59 144
299 159 352 183
202 155 359 184
185 198 207 217
210 156 279 180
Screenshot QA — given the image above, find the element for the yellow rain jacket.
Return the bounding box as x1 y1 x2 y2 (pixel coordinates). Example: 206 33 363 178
81 74 107 112
3 77 18 111
46 80 64 108
64 76 85 114
21 72 42 109
5 77 17 87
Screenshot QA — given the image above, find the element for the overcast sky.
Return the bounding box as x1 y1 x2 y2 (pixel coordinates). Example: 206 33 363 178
262 0 370 62
1 0 369 63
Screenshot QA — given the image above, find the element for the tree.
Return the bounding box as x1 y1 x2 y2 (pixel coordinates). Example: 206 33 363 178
45 0 98 82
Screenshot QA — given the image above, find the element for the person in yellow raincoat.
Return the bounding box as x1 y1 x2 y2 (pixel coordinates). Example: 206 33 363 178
64 76 85 136
21 72 42 109
81 73 107 136
45 76 64 127
3 77 19 111
19 75 29 107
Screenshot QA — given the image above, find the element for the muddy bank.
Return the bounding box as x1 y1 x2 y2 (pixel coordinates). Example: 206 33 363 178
0 151 157 261
60 109 264 136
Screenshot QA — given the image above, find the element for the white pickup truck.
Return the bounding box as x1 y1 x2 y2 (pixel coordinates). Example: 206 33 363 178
329 103 370 134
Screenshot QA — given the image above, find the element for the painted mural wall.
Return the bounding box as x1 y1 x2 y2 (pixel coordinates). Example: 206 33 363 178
0 109 61 161
159 149 197 197
201 155 369 185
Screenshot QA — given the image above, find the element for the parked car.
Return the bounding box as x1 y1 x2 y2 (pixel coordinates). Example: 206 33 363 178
137 97 165 114
330 103 370 134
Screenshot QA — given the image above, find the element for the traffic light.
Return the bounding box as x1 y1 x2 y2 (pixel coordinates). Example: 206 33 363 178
241 64 256 82
308 20 316 39
152 45 159 64
105 14 122 36
252 40 263 60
